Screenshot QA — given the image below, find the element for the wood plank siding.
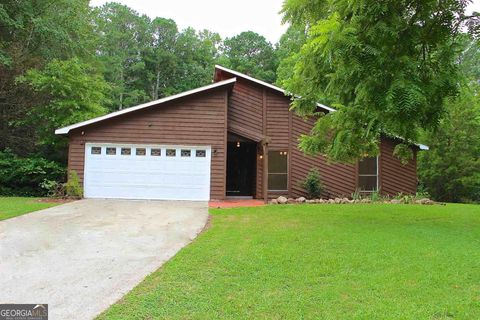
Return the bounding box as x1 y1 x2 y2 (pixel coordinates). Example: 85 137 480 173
380 138 418 195
67 88 228 200
221 70 419 199
65 67 419 201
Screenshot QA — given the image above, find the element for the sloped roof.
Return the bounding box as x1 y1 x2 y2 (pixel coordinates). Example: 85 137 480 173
55 77 236 135
214 65 336 113
214 66 428 150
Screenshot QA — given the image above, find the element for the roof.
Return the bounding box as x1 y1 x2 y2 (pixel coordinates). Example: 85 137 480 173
55 77 237 135
215 65 429 150
214 65 336 113
214 65 428 150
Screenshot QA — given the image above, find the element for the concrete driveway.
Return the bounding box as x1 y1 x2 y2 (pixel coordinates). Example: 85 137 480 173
0 199 208 320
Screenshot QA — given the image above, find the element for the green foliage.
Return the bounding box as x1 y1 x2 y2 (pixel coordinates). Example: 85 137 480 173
0 150 65 196
418 84 480 203
93 3 220 110
65 170 83 198
301 168 323 199
40 179 65 198
280 0 478 163
0 0 97 158
219 31 278 83
17 58 109 148
275 25 306 87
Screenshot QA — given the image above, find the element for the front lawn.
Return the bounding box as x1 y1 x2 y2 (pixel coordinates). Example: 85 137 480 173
99 204 480 319
0 197 62 221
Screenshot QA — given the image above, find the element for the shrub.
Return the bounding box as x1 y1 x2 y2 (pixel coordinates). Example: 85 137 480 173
0 149 66 196
65 170 83 198
302 168 323 199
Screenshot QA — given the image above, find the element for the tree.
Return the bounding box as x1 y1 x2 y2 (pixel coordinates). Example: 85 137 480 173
220 31 278 83
275 25 307 87
17 58 109 159
418 84 480 202
0 0 97 157
173 27 221 92
279 0 479 163
143 18 179 100
93 2 150 110
417 35 480 202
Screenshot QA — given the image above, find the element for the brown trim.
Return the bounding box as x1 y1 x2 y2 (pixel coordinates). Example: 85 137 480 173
223 89 228 198
378 152 382 192
263 142 269 203
287 111 292 197
228 124 263 142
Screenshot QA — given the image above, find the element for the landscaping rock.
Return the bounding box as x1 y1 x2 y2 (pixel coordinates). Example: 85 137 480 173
342 198 349 204
277 196 288 204
334 198 342 204
296 197 306 203
287 198 296 204
306 199 315 204
361 198 371 203
270 199 278 205
328 199 335 204
391 199 402 204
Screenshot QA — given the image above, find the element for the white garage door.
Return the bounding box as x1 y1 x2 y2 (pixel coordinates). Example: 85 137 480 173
84 143 211 201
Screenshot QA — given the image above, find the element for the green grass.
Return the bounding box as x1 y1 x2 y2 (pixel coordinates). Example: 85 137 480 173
98 204 480 319
0 197 61 221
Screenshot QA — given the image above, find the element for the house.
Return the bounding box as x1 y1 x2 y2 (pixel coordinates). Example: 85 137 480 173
55 65 426 201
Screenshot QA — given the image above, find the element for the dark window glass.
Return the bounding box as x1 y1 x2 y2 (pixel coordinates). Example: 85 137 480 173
151 148 161 156
106 147 116 155
359 176 377 191
268 151 288 190
359 157 377 175
91 147 101 155
181 149 191 157
196 150 206 157
136 148 146 156
121 148 131 155
358 157 378 191
166 149 176 157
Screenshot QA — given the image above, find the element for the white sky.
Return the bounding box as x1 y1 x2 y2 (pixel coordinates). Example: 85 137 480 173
89 0 480 44
89 0 289 44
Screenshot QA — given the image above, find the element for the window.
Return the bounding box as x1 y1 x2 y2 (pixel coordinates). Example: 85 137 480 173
196 150 206 157
166 149 176 157
91 147 101 155
181 149 191 157
106 147 116 155
358 157 378 191
136 148 146 156
268 151 288 191
121 147 131 155
151 148 161 156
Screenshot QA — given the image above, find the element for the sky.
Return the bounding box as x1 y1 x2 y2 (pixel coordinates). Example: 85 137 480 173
90 0 480 44
89 0 289 44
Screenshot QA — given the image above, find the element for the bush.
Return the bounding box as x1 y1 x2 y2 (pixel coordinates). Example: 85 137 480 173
302 168 323 199
65 170 83 198
0 149 66 196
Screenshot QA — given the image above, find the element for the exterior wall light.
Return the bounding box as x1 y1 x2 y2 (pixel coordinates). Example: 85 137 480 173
236 141 240 147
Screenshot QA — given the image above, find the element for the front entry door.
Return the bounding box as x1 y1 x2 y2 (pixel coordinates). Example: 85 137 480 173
226 142 256 196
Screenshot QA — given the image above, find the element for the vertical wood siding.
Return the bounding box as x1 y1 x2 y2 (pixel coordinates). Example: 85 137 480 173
67 89 228 200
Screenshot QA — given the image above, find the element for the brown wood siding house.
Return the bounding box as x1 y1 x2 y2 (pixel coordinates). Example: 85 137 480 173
56 66 424 201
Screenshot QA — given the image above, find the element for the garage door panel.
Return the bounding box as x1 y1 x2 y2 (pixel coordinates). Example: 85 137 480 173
84 144 211 200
